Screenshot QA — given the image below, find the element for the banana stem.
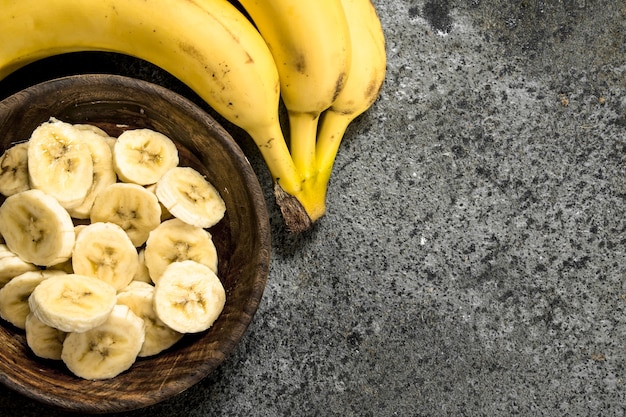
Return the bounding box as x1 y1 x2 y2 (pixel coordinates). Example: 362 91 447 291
315 110 354 178
278 109 355 230
246 123 302 196
248 120 333 233
288 111 320 179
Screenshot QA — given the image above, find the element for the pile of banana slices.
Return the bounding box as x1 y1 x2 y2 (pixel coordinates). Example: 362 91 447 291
0 117 227 380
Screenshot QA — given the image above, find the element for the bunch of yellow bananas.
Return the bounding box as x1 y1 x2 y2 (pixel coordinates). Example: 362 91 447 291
0 0 386 233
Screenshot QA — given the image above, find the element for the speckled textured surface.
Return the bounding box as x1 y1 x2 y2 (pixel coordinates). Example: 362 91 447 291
1 1 626 416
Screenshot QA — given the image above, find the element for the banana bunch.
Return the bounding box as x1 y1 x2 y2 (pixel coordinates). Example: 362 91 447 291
0 118 228 379
235 0 386 232
0 0 386 232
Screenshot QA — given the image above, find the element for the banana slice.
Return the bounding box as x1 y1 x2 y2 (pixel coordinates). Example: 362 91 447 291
0 189 75 267
46 226 82 274
72 222 139 291
0 142 30 197
25 312 67 360
27 118 94 209
73 224 88 239
0 269 64 329
153 260 225 333
117 281 183 357
67 130 117 219
29 273 117 333
145 183 173 222
0 244 39 288
132 249 152 284
90 182 162 247
62 304 145 380
144 218 218 284
113 128 179 185
156 166 226 228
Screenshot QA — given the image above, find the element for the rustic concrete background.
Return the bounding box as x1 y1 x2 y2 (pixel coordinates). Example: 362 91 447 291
1 0 625 415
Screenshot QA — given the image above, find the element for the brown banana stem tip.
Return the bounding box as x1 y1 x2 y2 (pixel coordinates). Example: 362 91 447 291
273 182 313 234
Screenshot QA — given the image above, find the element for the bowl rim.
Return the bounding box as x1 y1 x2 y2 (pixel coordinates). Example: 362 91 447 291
0 73 271 413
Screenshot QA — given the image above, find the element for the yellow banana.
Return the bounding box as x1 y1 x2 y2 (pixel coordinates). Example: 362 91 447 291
236 0 352 222
0 0 310 229
315 0 387 205
0 0 386 233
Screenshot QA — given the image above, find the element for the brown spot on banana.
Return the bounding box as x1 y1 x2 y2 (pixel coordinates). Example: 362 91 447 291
177 41 205 67
365 79 378 100
293 53 307 74
364 78 384 106
260 137 275 149
177 41 239 111
335 107 355 116
332 72 347 102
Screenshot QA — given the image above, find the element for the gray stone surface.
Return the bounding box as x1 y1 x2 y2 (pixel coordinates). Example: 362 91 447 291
1 0 625 415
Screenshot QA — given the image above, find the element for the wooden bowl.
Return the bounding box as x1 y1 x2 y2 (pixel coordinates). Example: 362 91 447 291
0 74 270 413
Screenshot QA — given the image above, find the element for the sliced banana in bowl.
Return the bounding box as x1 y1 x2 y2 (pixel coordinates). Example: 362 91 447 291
61 304 146 381
113 128 179 185
71 222 140 291
29 273 118 333
0 141 29 197
116 281 184 357
0 74 270 413
153 260 226 334
27 118 95 210
0 189 75 267
90 182 162 247
0 269 65 329
144 217 219 283
156 166 226 229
